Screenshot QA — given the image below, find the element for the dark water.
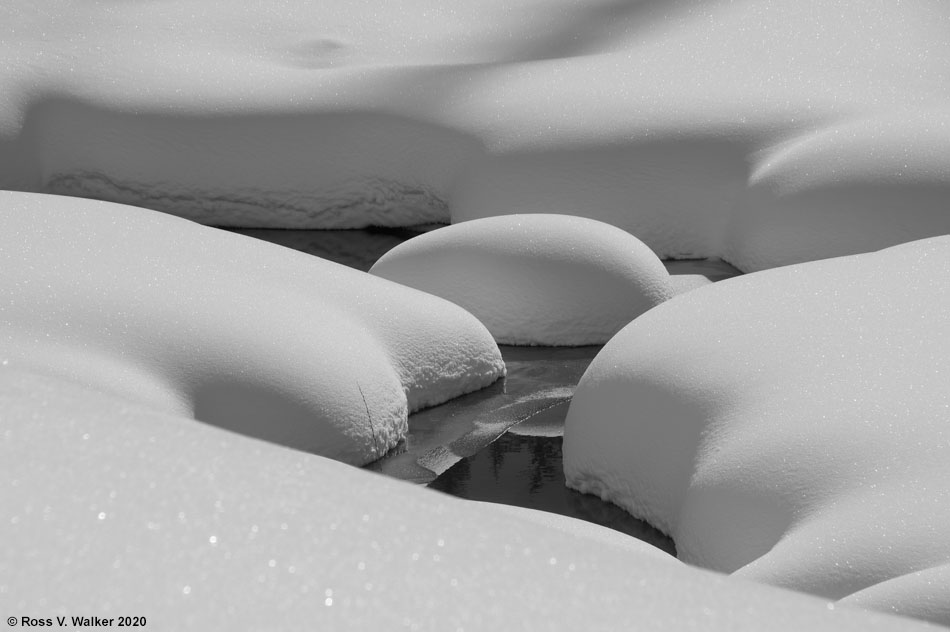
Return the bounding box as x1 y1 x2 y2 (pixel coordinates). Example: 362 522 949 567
364 344 598 483
429 419 677 555
227 225 440 272
227 225 738 557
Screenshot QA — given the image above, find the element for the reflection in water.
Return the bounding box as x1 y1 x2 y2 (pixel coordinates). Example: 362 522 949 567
227 226 731 558
365 346 596 482
430 431 676 556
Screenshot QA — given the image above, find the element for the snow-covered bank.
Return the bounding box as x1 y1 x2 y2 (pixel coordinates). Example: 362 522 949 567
370 215 673 345
1 368 931 631
563 236 950 625
0 192 504 465
4 0 950 626
4 1 950 269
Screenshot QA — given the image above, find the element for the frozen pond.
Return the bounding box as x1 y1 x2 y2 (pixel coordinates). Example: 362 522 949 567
228 225 740 555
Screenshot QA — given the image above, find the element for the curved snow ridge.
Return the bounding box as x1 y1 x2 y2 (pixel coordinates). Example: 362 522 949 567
477 502 677 560
0 191 504 465
563 236 950 625
0 368 931 631
5 1 950 270
370 215 674 345
725 109 950 272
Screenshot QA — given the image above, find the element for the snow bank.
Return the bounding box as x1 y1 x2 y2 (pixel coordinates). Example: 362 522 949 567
563 236 950 625
0 191 504 465
5 1 950 268
370 215 673 345
479 502 675 561
0 368 928 631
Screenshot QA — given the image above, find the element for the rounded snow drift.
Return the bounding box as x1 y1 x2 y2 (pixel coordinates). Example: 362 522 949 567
370 214 674 346
563 236 950 625
0 192 505 467
3 369 927 631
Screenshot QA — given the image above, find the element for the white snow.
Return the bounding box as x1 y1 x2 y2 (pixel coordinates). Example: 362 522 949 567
479 502 676 560
0 368 930 631
3 1 950 268
0 191 504 465
3 0 950 627
563 236 950 625
370 215 673 345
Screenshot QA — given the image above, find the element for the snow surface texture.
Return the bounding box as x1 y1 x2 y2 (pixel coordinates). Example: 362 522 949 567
1 368 931 631
0 191 504 465
4 1 950 270
563 237 950 625
370 215 674 345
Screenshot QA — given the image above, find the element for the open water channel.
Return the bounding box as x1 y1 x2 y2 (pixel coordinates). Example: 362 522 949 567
229 225 742 557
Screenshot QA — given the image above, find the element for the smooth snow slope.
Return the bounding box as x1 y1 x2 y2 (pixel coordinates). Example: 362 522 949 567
370 215 673 345
3 1 950 270
563 236 950 625
0 368 931 632
0 191 504 465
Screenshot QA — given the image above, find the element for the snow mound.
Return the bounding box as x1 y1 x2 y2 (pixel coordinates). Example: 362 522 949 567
723 110 950 271
478 502 676 561
5 1 950 268
0 191 504 465
563 236 950 625
0 368 929 631
370 215 673 345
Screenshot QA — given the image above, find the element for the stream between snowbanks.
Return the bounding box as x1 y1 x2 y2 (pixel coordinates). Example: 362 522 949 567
227 225 740 556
